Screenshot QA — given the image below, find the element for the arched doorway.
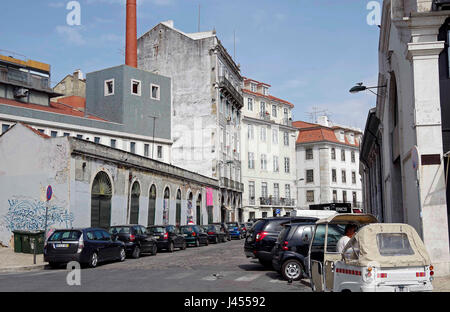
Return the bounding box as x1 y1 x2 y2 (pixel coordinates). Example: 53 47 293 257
163 187 170 225
221 194 226 223
187 192 193 224
196 194 202 225
130 181 140 224
176 189 182 226
148 185 156 226
91 171 112 229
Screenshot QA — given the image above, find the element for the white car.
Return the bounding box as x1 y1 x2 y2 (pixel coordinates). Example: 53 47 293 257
307 214 434 292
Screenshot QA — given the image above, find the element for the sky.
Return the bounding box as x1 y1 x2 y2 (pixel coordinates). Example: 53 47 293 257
0 0 381 129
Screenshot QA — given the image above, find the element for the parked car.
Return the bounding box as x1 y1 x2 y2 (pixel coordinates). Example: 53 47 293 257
211 222 231 241
271 222 316 281
226 222 244 239
44 228 126 268
244 217 318 268
147 225 187 252
109 225 157 259
179 225 209 247
201 224 227 243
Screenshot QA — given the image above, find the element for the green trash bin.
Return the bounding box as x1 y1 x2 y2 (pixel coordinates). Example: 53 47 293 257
13 230 45 254
13 231 23 253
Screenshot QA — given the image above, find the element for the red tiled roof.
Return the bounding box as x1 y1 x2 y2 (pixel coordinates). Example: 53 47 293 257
292 120 318 129
295 124 360 147
21 123 51 139
242 89 294 108
52 96 86 111
243 77 271 87
0 97 108 122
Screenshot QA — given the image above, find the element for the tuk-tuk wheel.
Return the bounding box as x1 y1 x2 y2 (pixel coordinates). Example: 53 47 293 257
281 259 303 281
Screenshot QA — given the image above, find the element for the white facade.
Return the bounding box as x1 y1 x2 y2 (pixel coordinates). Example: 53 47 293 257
295 118 363 211
240 79 298 221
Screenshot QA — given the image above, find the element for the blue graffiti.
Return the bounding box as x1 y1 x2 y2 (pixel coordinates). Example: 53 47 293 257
3 199 74 232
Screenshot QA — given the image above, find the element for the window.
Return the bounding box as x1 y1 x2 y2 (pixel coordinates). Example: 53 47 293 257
342 170 347 184
306 169 314 183
104 79 114 96
260 101 266 114
248 125 254 140
251 83 257 92
284 157 290 173
333 190 338 202
249 182 255 203
351 151 356 163
283 131 289 146
111 139 116 148
63 133 70 137
272 105 277 117
157 146 163 159
144 144 150 157
260 126 266 142
273 156 279 172
352 171 356 184
76 134 83 139
306 190 314 202
331 169 337 183
248 98 253 111
248 152 255 169
341 149 346 161
130 142 136 153
306 148 313 160
272 129 278 144
262 212 268 218
263 87 269 95
274 183 280 199
1 124 10 134
51 131 58 138
94 137 100 144
38 129 45 134
285 184 291 199
343 191 347 203
261 154 267 170
261 182 268 198
151 84 160 100
331 148 336 160
353 192 357 205
131 79 141 96
376 233 414 256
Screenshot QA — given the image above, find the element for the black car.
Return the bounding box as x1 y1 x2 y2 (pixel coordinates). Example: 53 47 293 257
244 217 318 268
44 228 126 268
147 225 186 252
109 225 157 259
211 222 231 241
201 224 227 243
179 225 209 247
271 222 316 281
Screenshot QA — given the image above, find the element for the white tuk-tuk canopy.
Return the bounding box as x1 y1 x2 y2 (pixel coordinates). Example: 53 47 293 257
344 223 431 267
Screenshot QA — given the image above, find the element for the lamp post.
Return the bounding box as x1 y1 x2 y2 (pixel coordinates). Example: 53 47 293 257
349 82 386 96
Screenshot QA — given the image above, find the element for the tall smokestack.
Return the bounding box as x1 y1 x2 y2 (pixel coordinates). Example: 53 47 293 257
126 0 137 68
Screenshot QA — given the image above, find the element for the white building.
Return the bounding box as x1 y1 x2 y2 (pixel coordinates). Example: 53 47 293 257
294 117 363 211
360 0 450 276
240 78 298 221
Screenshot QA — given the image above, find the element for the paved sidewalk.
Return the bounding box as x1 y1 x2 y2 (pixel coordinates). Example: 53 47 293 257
0 247 46 273
432 276 450 292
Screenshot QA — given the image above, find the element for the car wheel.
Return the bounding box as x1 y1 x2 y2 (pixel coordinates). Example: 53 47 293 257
258 258 273 269
89 252 98 268
281 259 303 281
168 242 174 253
215 236 219 244
151 244 158 256
195 239 200 247
119 248 126 262
132 246 141 259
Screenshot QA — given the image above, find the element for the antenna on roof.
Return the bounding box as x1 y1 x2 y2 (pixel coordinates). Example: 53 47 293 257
306 107 330 124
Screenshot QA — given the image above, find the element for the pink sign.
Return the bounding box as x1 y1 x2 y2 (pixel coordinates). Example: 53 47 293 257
206 188 213 206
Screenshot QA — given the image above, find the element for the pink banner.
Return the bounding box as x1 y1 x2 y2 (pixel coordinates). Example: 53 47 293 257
206 188 213 206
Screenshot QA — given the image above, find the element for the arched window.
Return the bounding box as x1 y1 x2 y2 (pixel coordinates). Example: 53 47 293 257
176 189 182 226
148 185 156 226
91 171 112 229
196 194 202 225
163 187 170 225
187 192 193 224
130 181 141 224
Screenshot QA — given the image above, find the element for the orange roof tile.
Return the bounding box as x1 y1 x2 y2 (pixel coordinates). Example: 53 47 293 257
296 126 360 148
21 123 51 139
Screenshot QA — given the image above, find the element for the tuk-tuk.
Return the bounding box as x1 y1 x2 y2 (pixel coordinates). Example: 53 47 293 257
307 214 434 292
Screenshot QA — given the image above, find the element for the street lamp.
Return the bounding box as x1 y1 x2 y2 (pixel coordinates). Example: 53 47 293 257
349 82 386 96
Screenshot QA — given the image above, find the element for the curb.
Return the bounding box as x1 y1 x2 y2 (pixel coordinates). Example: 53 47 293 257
0 264 47 274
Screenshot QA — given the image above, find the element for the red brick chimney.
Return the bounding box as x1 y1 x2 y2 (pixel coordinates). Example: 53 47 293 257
126 0 137 68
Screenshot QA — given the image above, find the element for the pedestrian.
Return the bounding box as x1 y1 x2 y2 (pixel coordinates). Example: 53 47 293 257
337 224 357 253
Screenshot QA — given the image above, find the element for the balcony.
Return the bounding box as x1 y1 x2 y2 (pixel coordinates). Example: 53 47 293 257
219 76 244 109
259 111 271 121
0 67 52 92
259 197 296 207
220 177 244 192
282 118 293 127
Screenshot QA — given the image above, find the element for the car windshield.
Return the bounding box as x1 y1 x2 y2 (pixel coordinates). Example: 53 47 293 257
376 233 415 256
48 230 81 241
252 220 265 232
147 227 166 234
109 227 130 234
203 225 216 231
264 220 288 232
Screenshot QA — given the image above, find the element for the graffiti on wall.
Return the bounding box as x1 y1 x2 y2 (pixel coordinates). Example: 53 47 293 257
1 198 74 232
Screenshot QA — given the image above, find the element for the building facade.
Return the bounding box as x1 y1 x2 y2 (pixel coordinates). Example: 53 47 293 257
52 69 86 100
240 78 298 221
0 123 221 247
360 0 450 275
138 20 244 222
294 117 363 211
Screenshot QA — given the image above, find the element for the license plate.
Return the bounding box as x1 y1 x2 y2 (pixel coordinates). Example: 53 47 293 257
395 286 408 292
54 243 69 248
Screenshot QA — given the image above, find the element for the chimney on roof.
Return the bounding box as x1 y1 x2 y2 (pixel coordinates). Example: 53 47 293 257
126 0 137 68
317 116 329 127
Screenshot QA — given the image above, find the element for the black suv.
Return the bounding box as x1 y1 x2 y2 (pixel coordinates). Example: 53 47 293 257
109 225 157 259
211 222 231 241
147 225 187 252
272 222 316 281
201 224 227 243
244 217 318 268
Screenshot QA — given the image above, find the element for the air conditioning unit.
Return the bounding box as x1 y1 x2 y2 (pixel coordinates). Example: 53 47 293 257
13 87 29 98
